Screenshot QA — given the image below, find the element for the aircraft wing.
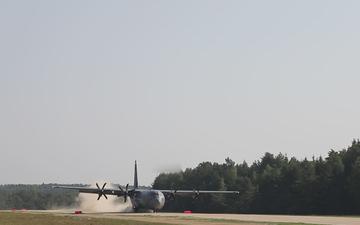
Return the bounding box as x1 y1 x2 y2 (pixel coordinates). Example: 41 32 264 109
53 185 124 196
158 189 239 195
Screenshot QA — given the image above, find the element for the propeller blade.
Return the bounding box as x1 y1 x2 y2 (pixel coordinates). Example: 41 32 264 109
126 183 129 191
170 193 175 200
119 185 124 192
124 196 127 202
95 183 108 200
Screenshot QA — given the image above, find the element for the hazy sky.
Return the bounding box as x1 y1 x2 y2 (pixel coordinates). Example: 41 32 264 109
1 0 359 185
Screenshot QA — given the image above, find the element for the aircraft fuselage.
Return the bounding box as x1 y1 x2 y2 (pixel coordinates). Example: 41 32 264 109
131 189 165 211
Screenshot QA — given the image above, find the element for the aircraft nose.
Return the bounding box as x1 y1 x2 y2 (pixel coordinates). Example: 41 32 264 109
155 193 165 210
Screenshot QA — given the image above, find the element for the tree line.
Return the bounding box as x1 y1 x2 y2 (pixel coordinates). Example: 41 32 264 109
153 140 360 214
0 184 78 210
1 140 360 214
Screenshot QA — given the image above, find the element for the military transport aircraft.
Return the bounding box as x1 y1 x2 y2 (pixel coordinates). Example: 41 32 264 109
54 161 239 212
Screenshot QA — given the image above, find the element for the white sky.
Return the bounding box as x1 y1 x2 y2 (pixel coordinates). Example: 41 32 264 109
0 0 359 185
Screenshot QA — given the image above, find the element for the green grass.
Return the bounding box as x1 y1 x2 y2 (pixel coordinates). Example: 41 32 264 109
0 212 172 225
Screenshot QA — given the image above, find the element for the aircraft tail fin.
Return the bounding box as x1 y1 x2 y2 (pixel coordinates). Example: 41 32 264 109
134 160 138 188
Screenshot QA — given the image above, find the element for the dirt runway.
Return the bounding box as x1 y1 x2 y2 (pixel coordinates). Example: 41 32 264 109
20 211 360 225
57 213 360 225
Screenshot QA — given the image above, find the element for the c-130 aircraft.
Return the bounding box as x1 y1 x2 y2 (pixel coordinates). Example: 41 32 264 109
54 161 239 212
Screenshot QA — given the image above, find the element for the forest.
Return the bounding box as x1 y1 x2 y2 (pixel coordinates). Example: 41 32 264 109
154 140 360 214
1 140 360 214
0 184 78 210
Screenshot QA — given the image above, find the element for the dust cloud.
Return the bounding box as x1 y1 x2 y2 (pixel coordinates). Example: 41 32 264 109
156 163 182 174
76 182 133 213
50 182 133 213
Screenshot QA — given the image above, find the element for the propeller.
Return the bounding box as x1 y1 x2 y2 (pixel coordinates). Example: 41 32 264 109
192 190 200 200
169 190 177 200
119 184 131 202
96 183 108 200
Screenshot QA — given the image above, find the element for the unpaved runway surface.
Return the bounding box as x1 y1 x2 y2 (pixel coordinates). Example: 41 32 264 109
77 213 261 225
13 210 360 225
82 213 360 225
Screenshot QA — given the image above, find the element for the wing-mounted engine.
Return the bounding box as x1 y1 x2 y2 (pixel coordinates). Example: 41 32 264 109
118 183 136 202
